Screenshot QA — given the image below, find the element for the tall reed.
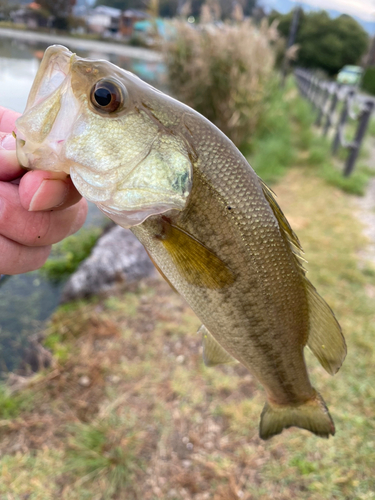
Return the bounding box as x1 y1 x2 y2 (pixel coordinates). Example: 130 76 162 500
164 20 278 149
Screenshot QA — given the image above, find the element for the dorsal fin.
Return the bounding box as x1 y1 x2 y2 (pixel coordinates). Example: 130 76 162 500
304 279 346 375
260 178 346 375
260 179 302 251
260 178 307 274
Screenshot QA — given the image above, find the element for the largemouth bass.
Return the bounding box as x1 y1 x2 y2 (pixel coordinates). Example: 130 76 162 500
16 45 346 440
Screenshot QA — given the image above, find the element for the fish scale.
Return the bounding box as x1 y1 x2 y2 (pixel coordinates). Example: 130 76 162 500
16 45 346 439
131 111 311 399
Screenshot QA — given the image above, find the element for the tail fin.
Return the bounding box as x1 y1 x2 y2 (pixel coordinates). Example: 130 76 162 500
259 390 335 440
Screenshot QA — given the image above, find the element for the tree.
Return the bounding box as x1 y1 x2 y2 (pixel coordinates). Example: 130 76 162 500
38 0 74 17
93 0 258 19
94 0 146 10
159 0 179 17
270 9 369 75
239 0 257 17
189 0 256 19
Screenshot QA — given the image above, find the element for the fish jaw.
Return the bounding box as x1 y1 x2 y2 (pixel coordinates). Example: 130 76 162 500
15 45 193 228
16 45 78 174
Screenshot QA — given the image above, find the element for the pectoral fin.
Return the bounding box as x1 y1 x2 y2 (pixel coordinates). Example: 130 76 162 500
160 221 235 289
199 325 237 366
144 248 178 293
305 279 346 375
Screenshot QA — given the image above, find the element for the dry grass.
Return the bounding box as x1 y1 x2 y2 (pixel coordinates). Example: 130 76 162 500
164 20 277 149
1 163 375 498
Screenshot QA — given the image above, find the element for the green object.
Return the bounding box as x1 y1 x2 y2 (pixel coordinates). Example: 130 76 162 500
40 227 102 283
362 66 375 95
337 65 363 86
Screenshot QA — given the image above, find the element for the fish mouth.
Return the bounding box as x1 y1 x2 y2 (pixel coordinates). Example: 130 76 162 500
25 45 75 111
16 45 80 173
16 138 64 171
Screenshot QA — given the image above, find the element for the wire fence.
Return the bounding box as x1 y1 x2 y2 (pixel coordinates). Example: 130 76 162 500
294 68 374 177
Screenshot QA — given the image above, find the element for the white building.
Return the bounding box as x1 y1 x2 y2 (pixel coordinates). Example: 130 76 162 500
86 5 121 34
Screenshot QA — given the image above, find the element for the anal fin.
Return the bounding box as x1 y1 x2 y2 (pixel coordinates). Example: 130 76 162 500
199 325 237 366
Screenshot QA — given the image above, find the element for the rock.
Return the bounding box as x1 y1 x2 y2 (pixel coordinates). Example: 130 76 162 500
106 374 121 384
78 375 91 387
61 226 155 303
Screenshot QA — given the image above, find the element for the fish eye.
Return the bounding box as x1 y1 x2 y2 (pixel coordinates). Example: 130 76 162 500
90 79 126 113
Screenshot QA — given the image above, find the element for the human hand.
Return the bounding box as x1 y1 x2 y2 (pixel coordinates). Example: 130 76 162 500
0 106 87 275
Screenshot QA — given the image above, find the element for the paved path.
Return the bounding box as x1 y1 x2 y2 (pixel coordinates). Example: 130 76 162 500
0 28 163 62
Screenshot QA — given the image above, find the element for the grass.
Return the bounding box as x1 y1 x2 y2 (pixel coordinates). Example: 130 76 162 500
40 227 103 283
368 115 375 138
250 80 375 195
245 79 296 183
0 386 26 419
245 81 306 181
65 418 145 499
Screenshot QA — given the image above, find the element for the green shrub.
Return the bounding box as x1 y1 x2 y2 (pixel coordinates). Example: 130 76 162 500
251 134 295 183
164 20 277 149
246 78 304 183
129 34 148 47
362 66 375 96
319 162 370 195
0 386 22 419
40 227 102 283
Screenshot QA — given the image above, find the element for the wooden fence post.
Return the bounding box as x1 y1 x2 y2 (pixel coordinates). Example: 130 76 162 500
332 89 355 156
316 85 329 127
323 84 340 137
343 100 375 177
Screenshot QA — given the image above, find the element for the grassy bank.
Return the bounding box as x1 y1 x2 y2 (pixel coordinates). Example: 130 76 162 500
249 81 375 195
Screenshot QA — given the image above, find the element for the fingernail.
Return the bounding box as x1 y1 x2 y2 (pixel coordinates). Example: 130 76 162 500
29 179 69 211
0 134 16 150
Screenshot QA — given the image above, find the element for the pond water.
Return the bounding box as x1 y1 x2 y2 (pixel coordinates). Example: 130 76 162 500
0 35 165 374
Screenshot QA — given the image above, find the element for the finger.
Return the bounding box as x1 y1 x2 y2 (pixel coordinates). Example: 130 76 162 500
19 170 82 211
0 150 25 181
0 131 24 182
0 183 88 247
0 107 20 133
0 235 51 275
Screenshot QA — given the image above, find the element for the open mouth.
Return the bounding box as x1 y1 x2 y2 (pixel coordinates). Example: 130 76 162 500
25 45 74 110
15 46 80 173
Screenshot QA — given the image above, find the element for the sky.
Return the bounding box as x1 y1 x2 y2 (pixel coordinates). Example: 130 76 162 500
262 0 375 34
